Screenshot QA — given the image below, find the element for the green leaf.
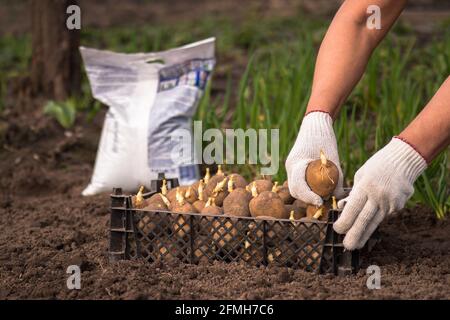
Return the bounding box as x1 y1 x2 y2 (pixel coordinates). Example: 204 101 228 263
43 100 77 129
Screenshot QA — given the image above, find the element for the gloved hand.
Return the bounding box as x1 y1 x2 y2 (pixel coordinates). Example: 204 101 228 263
286 111 345 207
334 137 427 250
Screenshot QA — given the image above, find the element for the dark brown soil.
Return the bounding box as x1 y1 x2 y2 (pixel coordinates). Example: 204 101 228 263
0 105 449 300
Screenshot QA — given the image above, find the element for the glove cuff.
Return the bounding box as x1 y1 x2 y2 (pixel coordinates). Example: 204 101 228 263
300 111 334 137
385 137 428 183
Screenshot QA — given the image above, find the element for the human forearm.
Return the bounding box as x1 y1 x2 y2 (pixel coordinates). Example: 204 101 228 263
334 76 450 250
399 76 450 163
307 0 407 119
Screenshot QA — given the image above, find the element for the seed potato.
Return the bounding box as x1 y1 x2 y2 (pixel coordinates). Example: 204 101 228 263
223 188 251 217
247 179 273 193
305 151 339 199
249 191 288 219
205 175 229 206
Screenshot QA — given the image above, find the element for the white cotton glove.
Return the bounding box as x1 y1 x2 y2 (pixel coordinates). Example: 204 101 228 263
334 137 427 250
286 111 345 207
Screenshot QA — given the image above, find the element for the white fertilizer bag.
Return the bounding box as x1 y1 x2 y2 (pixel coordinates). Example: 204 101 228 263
80 38 215 196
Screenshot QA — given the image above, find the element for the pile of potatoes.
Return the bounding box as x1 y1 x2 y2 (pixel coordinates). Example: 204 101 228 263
132 166 306 260
134 165 311 223
132 152 341 264
135 150 340 223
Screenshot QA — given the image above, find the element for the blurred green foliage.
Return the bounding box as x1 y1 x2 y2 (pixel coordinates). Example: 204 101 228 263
0 13 448 216
43 99 77 129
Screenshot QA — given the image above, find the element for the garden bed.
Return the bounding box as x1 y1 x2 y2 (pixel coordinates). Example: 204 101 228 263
0 118 448 299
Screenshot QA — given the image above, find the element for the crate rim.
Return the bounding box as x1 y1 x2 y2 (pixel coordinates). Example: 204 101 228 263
114 190 344 225
109 182 366 275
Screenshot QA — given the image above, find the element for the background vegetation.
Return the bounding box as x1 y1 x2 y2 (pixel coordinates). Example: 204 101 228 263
1 13 449 216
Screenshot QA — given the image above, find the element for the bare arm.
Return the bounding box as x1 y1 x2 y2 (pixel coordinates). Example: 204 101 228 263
399 77 450 163
334 77 450 250
307 0 407 119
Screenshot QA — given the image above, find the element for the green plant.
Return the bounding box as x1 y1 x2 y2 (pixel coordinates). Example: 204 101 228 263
1 10 448 217
195 17 449 217
414 152 450 219
43 99 77 129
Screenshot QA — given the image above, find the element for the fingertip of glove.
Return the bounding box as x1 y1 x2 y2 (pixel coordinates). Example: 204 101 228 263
308 193 323 207
342 236 361 251
337 198 347 210
313 198 323 207
333 220 347 235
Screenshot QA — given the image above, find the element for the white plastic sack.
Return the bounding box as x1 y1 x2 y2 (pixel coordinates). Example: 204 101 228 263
80 38 215 196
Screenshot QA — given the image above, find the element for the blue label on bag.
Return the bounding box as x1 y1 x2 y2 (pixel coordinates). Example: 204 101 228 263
158 58 215 92
179 165 198 184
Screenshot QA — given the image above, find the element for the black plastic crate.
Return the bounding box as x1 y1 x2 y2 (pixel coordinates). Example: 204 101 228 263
109 177 373 275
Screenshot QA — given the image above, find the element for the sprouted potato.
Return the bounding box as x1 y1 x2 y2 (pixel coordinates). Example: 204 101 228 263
172 189 196 238
306 201 332 220
305 150 339 199
147 193 171 209
223 176 252 217
200 197 222 215
205 175 229 206
144 198 169 212
246 179 273 193
204 167 211 184
140 193 171 237
249 183 288 219
200 197 222 235
166 187 179 205
184 186 197 204
285 198 307 219
272 181 295 204
160 179 168 196
293 199 308 209
228 173 247 189
192 180 207 213
216 164 225 176
285 204 306 220
132 186 146 208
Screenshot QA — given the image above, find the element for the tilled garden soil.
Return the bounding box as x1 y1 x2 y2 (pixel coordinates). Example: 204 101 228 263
0 108 449 300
